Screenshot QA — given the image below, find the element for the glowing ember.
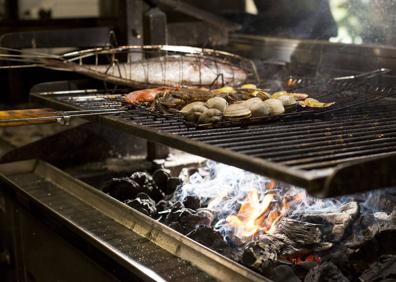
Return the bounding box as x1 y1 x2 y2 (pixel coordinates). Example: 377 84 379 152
226 180 289 238
289 255 321 265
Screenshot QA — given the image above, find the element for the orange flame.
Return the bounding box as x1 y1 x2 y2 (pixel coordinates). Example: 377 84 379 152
226 180 300 239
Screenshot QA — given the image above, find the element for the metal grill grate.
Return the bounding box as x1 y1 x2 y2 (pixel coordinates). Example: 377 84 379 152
31 78 396 196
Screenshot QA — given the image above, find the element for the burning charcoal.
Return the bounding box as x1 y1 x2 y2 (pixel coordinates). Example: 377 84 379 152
165 177 183 195
349 229 396 274
163 201 185 223
102 177 143 201
293 262 318 281
178 208 214 228
266 218 333 256
130 172 165 201
304 262 349 282
241 241 278 274
125 192 157 217
183 195 201 210
187 226 229 253
156 199 171 213
271 265 301 282
301 202 359 242
152 169 171 189
164 205 214 234
360 255 396 282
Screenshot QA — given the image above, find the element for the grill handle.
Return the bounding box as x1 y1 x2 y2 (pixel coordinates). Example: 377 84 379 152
0 108 125 127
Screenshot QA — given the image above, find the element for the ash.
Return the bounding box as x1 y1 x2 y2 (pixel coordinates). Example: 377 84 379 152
103 161 396 282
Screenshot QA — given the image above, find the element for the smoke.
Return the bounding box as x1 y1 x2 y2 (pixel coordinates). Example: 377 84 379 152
174 161 395 240
175 160 270 217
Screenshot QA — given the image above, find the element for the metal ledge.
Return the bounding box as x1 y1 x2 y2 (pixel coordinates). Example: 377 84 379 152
0 159 268 282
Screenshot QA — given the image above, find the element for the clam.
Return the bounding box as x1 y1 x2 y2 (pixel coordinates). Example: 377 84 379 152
271 91 309 101
250 101 271 117
241 84 257 89
238 88 271 101
206 97 228 113
299 98 335 108
180 101 206 114
223 103 251 120
277 95 297 111
288 92 309 101
197 109 223 124
263 98 285 116
243 97 262 109
183 104 208 122
271 91 288 99
255 90 271 101
212 86 236 94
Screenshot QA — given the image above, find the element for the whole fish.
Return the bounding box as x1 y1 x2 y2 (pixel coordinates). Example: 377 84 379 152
42 55 248 88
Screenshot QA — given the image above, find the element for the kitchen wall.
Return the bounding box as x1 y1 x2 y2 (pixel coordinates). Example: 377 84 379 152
19 0 100 19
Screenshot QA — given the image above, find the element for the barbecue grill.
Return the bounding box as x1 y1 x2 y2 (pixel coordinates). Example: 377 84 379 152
1 2 396 281
27 37 396 198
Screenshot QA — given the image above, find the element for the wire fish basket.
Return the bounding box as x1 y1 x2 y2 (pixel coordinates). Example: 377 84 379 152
0 45 259 89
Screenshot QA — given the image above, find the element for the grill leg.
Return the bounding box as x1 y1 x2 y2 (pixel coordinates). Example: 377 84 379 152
146 142 169 161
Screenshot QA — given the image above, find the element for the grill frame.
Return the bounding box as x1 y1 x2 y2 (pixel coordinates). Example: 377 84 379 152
30 77 396 197
0 159 267 282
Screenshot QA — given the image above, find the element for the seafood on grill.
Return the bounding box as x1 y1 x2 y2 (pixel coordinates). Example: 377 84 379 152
124 83 335 125
183 104 208 122
277 95 297 110
249 102 272 117
153 88 217 112
197 109 223 124
82 55 248 87
271 91 307 101
299 98 335 108
263 99 285 115
124 87 174 104
0 45 253 88
180 101 206 114
206 97 228 112
223 103 252 120
242 97 263 109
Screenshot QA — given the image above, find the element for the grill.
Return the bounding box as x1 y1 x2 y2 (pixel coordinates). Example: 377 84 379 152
31 71 396 197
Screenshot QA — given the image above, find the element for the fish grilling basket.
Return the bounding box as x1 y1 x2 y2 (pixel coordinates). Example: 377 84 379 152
0 45 260 89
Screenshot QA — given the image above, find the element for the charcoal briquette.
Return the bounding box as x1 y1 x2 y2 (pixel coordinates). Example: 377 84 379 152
102 177 143 201
183 195 201 210
165 177 183 195
153 169 171 189
125 193 157 217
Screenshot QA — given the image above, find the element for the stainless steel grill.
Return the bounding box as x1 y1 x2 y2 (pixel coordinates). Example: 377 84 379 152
31 73 396 197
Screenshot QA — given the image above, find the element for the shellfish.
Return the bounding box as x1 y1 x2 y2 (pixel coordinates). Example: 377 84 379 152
197 109 223 124
249 101 271 117
183 104 208 122
263 98 285 115
299 98 335 108
223 103 251 120
206 97 228 112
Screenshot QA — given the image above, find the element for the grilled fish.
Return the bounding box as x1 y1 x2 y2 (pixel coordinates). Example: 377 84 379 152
42 55 248 88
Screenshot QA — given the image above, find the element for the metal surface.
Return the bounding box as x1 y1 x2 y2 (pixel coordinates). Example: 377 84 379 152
157 0 241 32
0 160 268 282
30 76 396 197
0 27 112 49
0 108 125 126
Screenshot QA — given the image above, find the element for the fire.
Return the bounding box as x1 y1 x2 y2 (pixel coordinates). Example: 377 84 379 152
289 255 321 265
226 180 289 238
